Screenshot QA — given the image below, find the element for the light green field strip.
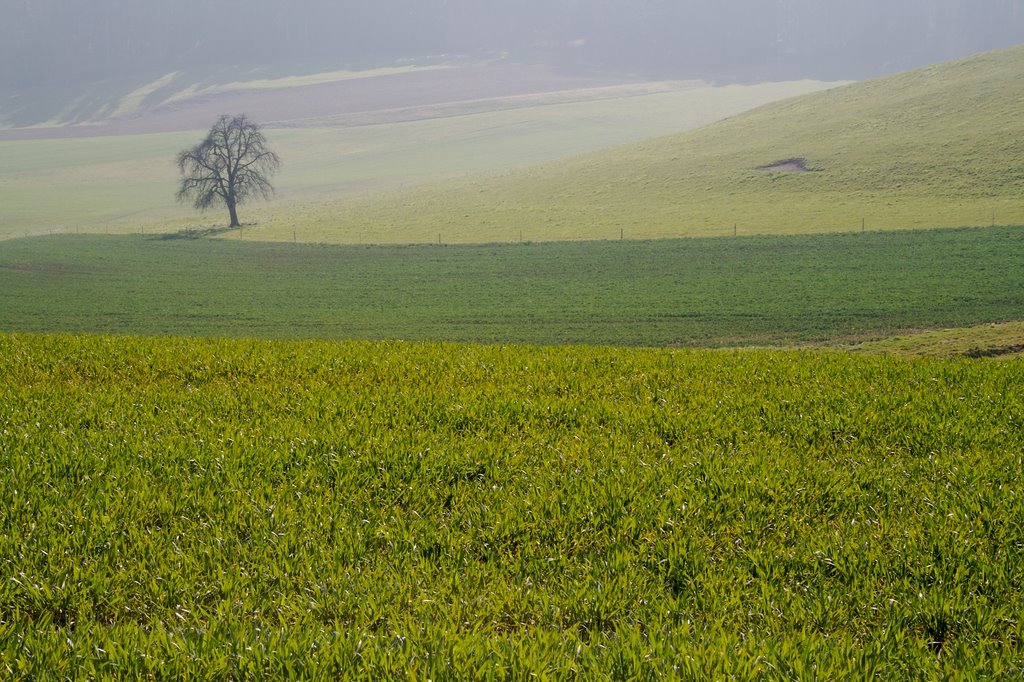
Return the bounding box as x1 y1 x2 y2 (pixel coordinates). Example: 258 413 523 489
0 65 455 128
266 45 1024 245
107 72 184 120
853 321 1024 359
0 80 836 240
163 64 452 105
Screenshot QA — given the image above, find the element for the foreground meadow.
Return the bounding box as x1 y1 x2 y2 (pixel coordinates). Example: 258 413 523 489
1 333 1022 678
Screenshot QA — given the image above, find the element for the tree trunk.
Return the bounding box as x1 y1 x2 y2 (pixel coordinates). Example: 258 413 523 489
227 197 240 228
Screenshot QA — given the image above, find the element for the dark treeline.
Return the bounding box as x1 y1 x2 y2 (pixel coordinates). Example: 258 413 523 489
3 0 1024 90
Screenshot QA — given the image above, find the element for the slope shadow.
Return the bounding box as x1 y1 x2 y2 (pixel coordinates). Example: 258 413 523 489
156 225 245 240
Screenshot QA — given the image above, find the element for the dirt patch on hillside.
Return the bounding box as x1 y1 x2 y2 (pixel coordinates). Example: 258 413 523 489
0 64 648 141
755 157 812 173
964 344 1024 358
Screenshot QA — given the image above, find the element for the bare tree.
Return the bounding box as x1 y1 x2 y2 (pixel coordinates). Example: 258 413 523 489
176 114 280 228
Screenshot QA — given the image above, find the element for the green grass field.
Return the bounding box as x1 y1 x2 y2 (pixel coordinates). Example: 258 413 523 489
282 45 1024 245
2 333 1022 678
0 81 833 240
2 227 1022 347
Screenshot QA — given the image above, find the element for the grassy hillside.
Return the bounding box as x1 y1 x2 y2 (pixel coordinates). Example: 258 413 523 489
2 227 1022 346
854 321 1024 359
3 333 1023 677
0 81 834 240
268 45 1024 244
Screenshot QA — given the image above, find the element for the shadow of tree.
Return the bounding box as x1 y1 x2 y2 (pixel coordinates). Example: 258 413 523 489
155 225 250 240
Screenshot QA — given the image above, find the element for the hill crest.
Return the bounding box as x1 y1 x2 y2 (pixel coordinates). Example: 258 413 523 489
256 44 1024 244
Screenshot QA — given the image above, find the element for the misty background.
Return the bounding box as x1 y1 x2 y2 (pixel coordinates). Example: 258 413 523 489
3 0 1024 94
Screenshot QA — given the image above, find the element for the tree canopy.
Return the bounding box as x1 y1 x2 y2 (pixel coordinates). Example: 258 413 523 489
176 115 280 228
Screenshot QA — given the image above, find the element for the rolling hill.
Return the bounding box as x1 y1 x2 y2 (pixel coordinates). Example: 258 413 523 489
247 44 1024 244
0 74 835 239
0 63 641 137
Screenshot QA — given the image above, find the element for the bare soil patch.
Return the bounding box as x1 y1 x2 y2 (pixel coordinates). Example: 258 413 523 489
0 64 647 141
964 344 1024 358
756 157 812 173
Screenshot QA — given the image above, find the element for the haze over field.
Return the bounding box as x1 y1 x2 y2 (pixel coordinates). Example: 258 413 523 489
3 1 1024 127
5 0 1024 86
